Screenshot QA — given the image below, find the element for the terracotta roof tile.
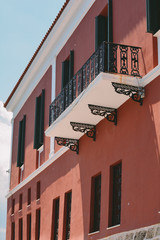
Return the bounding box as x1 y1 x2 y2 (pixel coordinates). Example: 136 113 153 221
4 0 70 108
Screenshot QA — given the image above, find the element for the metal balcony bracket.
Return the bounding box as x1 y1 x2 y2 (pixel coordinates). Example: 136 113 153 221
55 137 79 154
70 122 96 141
112 82 145 106
88 104 117 125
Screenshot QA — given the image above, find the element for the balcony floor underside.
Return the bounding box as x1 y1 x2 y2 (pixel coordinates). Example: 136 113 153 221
45 72 142 139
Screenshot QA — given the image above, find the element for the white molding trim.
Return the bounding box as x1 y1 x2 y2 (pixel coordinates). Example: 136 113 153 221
8 118 14 191
140 64 160 87
6 0 96 118
6 146 68 199
154 30 160 65
6 66 160 199
45 72 143 138
100 223 160 240
88 231 100 236
49 58 56 158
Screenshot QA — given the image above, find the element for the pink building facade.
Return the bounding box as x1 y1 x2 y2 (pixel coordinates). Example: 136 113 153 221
5 0 160 239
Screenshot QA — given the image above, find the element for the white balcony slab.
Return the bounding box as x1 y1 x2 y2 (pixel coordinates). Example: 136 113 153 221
45 72 142 139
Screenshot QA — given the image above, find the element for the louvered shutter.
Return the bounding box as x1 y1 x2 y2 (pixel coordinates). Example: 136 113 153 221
61 60 69 89
33 96 41 149
20 115 26 166
34 90 45 149
146 0 160 34
69 50 74 81
108 0 113 42
39 89 45 145
95 15 107 51
17 120 23 167
17 115 26 167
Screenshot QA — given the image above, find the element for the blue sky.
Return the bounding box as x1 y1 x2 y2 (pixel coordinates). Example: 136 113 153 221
0 1 65 239
0 0 66 104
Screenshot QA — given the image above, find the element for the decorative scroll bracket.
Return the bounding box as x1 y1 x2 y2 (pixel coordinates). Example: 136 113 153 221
70 122 96 141
112 82 145 106
55 137 79 154
88 104 117 125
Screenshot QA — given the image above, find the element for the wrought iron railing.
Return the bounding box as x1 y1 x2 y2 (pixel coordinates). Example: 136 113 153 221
49 41 142 125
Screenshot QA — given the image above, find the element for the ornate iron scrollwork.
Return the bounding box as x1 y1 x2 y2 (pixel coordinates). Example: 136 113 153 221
88 104 117 125
99 42 105 72
108 43 118 73
55 137 79 154
70 122 96 141
91 55 95 81
112 82 145 105
120 45 128 75
130 47 140 77
86 60 90 86
49 42 143 126
64 84 69 109
78 70 83 95
95 49 99 78
83 64 86 90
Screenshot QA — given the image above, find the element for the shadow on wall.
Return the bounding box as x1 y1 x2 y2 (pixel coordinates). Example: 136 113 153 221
78 77 160 239
7 76 160 240
113 0 157 74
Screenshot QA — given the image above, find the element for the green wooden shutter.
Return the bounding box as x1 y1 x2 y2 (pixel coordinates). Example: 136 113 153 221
61 60 69 90
34 90 45 150
39 89 45 145
20 115 26 166
95 15 107 51
17 120 23 167
146 0 160 34
69 50 74 81
33 96 41 149
108 0 113 42
17 115 26 167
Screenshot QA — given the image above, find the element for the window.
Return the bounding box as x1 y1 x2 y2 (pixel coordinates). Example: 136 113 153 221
90 174 101 233
12 199 15 215
17 115 26 167
63 191 72 240
61 51 74 90
51 198 60 240
18 166 24 183
19 194 23 210
36 145 44 169
108 162 122 227
19 218 23 240
33 89 45 150
95 15 108 50
108 0 113 43
27 188 31 206
35 209 41 240
95 1 113 51
27 214 31 240
11 222 15 240
146 0 160 34
36 181 40 200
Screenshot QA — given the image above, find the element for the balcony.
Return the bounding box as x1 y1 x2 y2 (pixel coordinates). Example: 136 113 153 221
46 42 145 153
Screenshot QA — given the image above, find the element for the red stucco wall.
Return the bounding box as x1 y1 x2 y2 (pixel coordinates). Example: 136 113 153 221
56 0 157 96
10 66 52 190
7 76 160 239
7 0 160 239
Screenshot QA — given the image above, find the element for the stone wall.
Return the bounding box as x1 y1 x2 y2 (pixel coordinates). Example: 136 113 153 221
101 224 160 240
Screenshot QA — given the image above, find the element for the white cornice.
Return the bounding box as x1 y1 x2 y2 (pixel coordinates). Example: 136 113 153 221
6 146 68 199
6 66 160 198
45 72 142 138
140 64 160 87
6 0 96 118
